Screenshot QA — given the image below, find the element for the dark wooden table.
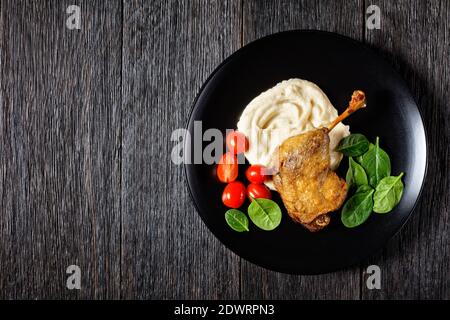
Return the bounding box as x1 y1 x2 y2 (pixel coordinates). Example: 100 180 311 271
0 0 448 299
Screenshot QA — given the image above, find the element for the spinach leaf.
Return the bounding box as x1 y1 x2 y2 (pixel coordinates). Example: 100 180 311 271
356 184 373 193
225 209 249 232
248 198 282 231
346 169 353 188
336 133 370 156
373 173 404 213
357 137 391 187
341 186 374 228
346 157 368 189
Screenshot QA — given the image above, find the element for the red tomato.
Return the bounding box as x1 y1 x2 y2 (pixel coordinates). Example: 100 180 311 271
222 181 246 208
245 164 269 184
226 131 249 154
217 152 238 183
247 183 271 201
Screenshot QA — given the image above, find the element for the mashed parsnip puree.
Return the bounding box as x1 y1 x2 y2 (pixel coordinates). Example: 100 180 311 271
237 78 350 190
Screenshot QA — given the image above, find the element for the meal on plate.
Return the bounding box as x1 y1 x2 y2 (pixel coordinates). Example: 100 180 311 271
271 90 365 231
217 79 405 233
237 79 350 190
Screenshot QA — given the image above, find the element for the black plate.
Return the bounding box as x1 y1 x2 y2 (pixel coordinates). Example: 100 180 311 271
184 30 427 274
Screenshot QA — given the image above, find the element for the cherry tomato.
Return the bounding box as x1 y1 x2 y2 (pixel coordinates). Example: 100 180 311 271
222 181 246 208
226 131 249 154
245 164 269 184
217 152 238 183
247 183 271 201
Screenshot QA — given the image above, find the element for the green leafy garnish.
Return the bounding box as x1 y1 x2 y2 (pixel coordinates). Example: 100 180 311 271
248 198 282 231
336 133 370 156
346 157 368 189
225 209 249 232
339 134 405 229
373 173 405 213
357 137 391 188
341 186 374 228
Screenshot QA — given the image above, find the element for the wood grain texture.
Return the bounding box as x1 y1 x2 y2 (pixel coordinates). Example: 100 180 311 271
0 0 122 298
361 0 450 299
240 0 364 300
120 0 242 299
0 0 448 300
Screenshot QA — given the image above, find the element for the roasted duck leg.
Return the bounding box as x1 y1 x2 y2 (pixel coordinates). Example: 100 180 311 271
272 91 366 232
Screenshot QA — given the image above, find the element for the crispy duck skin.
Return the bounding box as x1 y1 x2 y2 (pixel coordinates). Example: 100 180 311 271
273 128 347 231
272 90 366 232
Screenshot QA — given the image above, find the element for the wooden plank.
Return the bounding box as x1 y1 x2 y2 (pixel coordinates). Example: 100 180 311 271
121 0 242 299
240 0 364 299
0 0 122 298
362 0 450 299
